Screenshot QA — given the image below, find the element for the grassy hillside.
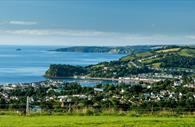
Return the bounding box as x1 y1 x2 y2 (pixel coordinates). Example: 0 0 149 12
0 115 195 127
45 46 195 78
86 46 195 77
120 46 195 69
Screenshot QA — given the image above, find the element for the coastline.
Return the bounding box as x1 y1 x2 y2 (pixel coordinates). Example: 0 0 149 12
44 75 161 84
44 75 119 81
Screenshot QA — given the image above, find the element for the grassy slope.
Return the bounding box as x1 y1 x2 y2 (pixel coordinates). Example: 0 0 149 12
155 48 181 53
0 115 195 127
45 46 195 77
179 48 195 57
120 47 195 68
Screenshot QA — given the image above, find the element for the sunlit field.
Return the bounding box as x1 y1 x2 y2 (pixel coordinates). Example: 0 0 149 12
0 115 195 127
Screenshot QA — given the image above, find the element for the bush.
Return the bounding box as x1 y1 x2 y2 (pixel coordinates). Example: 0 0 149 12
85 109 94 116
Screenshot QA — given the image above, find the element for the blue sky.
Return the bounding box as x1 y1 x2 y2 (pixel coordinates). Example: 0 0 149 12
0 0 195 46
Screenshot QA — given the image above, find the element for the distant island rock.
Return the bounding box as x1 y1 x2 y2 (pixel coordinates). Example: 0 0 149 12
16 48 22 51
49 46 160 54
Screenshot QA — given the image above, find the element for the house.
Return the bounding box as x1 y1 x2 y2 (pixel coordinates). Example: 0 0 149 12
94 88 103 92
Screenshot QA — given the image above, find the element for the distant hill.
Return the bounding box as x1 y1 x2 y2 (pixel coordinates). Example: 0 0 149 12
120 46 195 69
45 46 195 78
50 45 161 54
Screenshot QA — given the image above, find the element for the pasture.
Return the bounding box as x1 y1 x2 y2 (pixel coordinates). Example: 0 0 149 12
0 115 195 127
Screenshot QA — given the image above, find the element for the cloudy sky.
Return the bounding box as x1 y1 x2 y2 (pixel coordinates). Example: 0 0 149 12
0 0 195 46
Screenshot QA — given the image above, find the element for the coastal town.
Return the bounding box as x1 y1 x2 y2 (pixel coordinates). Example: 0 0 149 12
0 0 195 126
0 74 195 114
0 46 195 114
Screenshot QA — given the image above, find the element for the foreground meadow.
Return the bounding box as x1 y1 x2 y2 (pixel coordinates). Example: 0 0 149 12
0 115 195 127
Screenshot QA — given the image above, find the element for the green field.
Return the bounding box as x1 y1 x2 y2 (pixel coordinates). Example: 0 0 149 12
0 115 195 127
155 48 181 53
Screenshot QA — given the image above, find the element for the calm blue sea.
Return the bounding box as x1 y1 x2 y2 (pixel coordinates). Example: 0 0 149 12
0 45 124 84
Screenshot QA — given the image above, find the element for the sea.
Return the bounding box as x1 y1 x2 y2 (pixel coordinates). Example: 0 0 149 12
0 45 125 86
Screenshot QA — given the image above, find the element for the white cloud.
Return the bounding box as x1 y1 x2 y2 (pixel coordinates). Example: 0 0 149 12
0 29 107 36
185 35 195 40
0 20 37 25
8 21 37 25
0 29 194 46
